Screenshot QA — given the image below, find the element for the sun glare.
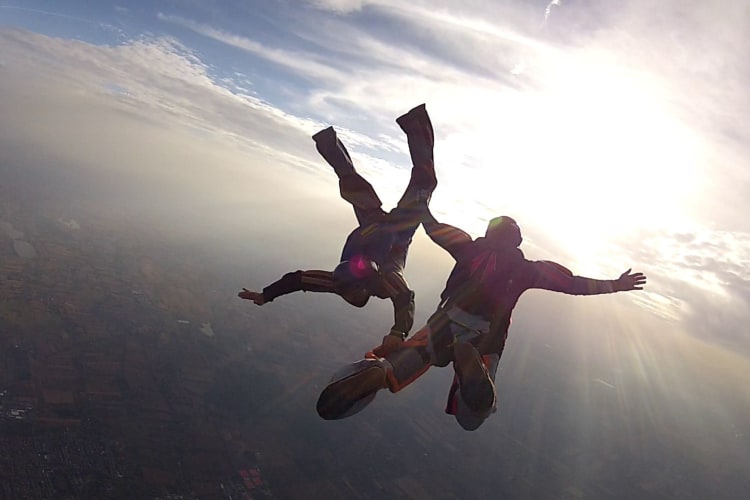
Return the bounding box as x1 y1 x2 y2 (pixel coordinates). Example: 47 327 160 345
439 54 703 261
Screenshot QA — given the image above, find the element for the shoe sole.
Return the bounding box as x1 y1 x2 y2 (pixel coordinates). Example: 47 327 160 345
317 365 385 420
454 343 496 414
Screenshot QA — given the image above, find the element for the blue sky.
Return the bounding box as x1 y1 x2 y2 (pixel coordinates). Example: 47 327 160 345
2 1 750 356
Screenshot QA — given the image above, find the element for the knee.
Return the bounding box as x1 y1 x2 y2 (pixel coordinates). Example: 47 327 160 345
428 332 455 367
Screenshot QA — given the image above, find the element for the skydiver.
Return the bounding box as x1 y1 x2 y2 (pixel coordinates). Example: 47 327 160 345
317 209 647 430
238 104 436 352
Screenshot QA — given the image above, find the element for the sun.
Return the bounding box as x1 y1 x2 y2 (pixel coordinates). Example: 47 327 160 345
436 55 703 263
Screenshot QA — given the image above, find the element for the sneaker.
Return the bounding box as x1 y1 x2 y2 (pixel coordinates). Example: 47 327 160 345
316 360 387 420
453 342 496 414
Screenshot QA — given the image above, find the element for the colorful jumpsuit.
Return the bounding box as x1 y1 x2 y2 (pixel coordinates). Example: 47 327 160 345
324 217 623 429
259 104 437 338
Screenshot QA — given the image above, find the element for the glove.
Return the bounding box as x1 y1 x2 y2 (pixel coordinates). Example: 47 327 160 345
380 330 405 354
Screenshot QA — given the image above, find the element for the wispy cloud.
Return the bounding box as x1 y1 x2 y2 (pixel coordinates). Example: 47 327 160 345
0 29 324 168
3 0 750 352
0 4 124 36
543 0 560 24
0 5 100 25
156 13 345 84
307 0 366 14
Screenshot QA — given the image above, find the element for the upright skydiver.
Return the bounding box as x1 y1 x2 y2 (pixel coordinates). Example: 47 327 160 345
317 210 647 430
239 104 436 352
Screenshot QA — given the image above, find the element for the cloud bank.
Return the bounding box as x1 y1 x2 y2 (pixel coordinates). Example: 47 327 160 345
2 0 750 355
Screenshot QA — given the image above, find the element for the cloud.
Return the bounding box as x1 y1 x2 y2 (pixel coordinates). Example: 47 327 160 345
307 0 366 14
0 28 332 169
615 226 750 351
156 9 528 125
0 32 358 275
0 4 125 37
247 0 748 217
3 0 750 353
0 5 99 25
156 13 346 84
0 26 435 267
295 1 750 347
153 0 558 130
543 0 561 24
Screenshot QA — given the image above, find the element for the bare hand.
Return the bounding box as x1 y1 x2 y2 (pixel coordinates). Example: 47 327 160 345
615 269 647 291
238 288 266 305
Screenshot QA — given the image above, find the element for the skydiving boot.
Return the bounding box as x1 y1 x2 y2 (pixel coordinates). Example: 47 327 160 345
316 358 392 420
453 342 496 414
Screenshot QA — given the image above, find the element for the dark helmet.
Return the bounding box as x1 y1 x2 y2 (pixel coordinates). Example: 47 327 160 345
332 256 378 307
485 216 522 247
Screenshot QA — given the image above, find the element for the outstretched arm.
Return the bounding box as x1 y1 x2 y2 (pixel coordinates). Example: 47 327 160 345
612 268 647 291
528 261 647 295
422 208 473 260
238 270 335 305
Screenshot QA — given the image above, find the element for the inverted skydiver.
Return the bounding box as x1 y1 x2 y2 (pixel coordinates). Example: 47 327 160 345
239 104 436 352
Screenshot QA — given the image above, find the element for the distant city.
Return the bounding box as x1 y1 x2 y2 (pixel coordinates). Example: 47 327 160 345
1 172 496 499
1 184 275 498
3 174 749 500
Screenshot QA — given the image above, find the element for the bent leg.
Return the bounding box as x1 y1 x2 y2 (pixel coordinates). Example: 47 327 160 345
376 105 437 271
316 311 453 420
446 353 500 431
313 126 383 223
316 358 390 420
370 309 454 392
453 342 497 414
368 323 434 393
